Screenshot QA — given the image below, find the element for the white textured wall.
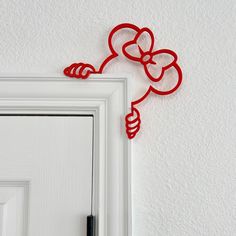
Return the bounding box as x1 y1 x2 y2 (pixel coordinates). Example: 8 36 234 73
0 1 235 235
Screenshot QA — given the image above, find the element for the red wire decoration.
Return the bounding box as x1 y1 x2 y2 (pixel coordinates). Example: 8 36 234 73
64 23 182 139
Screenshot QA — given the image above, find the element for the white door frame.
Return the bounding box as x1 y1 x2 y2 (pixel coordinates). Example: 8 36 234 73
0 75 131 236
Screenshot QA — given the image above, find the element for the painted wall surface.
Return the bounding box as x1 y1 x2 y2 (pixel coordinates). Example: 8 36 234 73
0 1 235 235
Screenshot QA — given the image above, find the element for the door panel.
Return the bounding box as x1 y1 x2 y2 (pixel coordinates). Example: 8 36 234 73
0 116 93 236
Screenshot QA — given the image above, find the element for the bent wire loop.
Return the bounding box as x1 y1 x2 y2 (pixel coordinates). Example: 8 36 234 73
64 23 183 139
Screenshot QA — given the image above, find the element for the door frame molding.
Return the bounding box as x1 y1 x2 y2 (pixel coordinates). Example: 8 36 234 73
0 75 132 236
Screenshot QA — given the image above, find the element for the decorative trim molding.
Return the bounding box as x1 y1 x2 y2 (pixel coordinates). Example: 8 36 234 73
0 75 131 236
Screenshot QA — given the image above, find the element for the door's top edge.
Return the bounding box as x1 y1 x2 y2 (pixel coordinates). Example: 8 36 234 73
0 73 130 81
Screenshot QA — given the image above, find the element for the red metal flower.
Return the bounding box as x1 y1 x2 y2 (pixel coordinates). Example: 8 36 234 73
122 28 178 82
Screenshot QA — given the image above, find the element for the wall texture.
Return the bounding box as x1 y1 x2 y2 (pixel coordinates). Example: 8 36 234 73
0 0 235 235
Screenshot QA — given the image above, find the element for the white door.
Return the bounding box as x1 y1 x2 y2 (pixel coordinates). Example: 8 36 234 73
0 114 93 236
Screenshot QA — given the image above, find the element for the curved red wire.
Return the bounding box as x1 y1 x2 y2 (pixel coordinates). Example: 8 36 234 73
63 23 183 139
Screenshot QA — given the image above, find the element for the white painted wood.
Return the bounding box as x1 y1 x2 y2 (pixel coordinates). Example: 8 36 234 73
0 116 93 236
0 75 131 236
0 204 6 236
0 182 29 236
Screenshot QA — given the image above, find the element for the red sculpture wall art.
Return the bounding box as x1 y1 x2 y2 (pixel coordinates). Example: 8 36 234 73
64 23 183 139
